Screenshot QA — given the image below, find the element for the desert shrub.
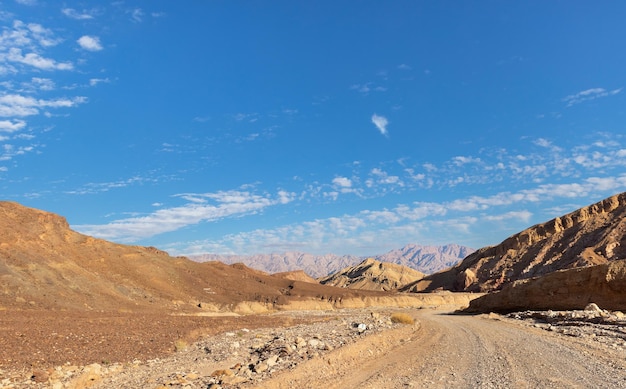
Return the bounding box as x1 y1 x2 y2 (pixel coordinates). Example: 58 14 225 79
174 339 188 352
390 312 414 324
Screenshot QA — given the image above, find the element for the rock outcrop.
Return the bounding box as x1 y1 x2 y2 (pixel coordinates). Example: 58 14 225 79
464 259 626 313
318 258 425 291
403 192 626 293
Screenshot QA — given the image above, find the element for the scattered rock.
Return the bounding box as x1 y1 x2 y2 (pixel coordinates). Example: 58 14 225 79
584 303 602 312
30 369 49 383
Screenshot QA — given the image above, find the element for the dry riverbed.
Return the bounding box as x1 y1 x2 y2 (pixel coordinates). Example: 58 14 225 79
2 306 626 388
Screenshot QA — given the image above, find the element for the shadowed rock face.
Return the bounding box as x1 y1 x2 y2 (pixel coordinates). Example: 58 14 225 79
318 258 425 291
464 259 626 313
403 192 626 293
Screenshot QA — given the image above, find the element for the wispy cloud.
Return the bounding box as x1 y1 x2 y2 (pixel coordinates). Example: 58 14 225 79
77 35 103 51
0 94 86 117
64 176 155 195
305 134 626 202
169 175 626 256
371 113 389 136
351 83 387 94
74 189 296 242
5 48 73 70
563 87 622 107
61 8 95 20
130 8 144 23
89 78 110 87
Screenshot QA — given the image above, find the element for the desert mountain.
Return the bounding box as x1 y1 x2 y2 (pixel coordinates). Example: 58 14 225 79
403 192 626 293
0 201 473 313
318 258 425 291
191 243 472 278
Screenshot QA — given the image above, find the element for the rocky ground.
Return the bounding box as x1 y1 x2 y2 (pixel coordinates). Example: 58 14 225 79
3 304 626 388
0 308 406 389
506 303 626 349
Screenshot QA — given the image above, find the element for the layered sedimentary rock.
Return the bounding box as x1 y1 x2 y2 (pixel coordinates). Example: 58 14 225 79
465 259 626 313
403 192 626 293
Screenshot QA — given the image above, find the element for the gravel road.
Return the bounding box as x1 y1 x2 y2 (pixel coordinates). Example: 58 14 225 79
260 309 626 389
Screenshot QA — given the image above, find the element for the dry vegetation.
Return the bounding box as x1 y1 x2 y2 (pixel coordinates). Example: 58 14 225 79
390 312 415 324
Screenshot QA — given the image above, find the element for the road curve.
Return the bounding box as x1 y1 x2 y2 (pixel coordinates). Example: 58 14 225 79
257 309 626 389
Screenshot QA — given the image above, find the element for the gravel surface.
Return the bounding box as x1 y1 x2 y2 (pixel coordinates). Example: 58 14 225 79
3 307 626 388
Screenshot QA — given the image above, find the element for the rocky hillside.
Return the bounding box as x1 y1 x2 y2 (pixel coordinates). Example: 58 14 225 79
191 243 472 278
403 192 626 293
0 202 471 313
318 258 425 291
465 259 626 313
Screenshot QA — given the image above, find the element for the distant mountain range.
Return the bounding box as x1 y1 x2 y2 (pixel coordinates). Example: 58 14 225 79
190 243 474 278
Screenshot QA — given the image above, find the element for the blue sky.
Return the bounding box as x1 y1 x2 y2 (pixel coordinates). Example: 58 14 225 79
1 1 626 256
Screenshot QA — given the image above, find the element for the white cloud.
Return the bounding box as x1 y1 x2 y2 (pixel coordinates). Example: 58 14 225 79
61 8 95 20
30 77 55 90
563 87 622 107
0 119 26 132
77 35 103 51
0 94 86 117
484 211 533 222
453 156 481 166
6 48 73 70
25 23 61 47
168 175 626 256
74 190 295 242
371 113 389 136
332 176 352 188
89 78 110 86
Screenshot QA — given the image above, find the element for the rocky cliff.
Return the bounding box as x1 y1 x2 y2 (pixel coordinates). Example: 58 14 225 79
464 259 626 312
403 192 626 293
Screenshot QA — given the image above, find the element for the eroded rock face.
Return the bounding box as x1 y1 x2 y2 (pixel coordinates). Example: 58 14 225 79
464 259 626 313
405 192 626 293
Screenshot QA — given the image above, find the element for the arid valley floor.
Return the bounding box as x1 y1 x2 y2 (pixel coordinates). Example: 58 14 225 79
2 304 626 388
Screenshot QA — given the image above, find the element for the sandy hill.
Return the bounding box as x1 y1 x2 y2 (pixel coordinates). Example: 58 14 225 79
319 258 425 291
402 192 626 293
272 270 319 283
191 243 472 278
0 202 415 313
0 202 475 314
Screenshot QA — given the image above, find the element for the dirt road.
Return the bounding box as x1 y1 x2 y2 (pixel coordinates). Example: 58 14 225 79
257 310 626 389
